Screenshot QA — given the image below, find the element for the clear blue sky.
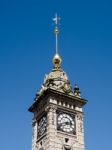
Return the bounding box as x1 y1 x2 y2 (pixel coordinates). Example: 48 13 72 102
0 0 112 149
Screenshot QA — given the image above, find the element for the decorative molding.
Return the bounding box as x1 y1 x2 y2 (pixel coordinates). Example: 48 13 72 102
39 148 44 150
77 114 83 121
63 144 73 150
32 119 37 126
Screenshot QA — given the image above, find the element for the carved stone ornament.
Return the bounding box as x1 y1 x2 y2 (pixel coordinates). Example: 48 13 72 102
32 119 37 126
77 114 83 121
35 67 74 99
45 104 57 112
50 104 57 111
63 144 72 150
39 148 44 150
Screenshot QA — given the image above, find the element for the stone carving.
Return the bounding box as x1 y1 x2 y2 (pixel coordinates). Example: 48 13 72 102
63 144 72 150
35 68 74 99
32 119 37 126
39 148 44 150
80 122 83 133
77 114 83 121
49 105 56 125
74 84 81 98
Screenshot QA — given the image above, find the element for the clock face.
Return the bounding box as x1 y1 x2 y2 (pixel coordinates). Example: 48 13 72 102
57 113 75 134
38 115 47 137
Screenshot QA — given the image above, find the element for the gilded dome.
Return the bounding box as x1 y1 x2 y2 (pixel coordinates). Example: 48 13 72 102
52 54 62 68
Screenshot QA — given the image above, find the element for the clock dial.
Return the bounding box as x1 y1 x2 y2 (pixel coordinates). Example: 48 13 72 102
57 113 75 134
38 115 47 137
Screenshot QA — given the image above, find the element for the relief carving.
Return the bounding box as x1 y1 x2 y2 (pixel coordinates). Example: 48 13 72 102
63 144 73 150
76 114 83 121
50 105 56 125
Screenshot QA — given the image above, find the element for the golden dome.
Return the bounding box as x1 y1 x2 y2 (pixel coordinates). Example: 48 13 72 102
52 53 62 68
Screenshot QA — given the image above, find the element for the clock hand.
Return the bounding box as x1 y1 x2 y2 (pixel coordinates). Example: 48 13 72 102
60 121 71 126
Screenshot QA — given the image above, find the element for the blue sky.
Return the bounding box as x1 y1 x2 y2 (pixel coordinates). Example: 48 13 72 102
0 0 112 149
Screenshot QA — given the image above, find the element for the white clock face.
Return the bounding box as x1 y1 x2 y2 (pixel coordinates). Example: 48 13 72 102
38 115 47 137
57 113 75 133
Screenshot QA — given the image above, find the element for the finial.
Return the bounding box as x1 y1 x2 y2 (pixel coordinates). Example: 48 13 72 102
74 84 81 98
52 14 62 69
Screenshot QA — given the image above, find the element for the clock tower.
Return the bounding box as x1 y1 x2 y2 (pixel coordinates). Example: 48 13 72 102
28 14 87 150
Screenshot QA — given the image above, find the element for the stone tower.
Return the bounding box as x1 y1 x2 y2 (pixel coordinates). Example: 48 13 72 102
28 14 87 150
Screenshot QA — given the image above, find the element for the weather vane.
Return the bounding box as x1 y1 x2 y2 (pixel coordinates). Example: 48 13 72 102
53 14 60 54
53 13 60 25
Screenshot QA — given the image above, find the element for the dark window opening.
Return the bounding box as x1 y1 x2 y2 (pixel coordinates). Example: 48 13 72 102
65 138 69 143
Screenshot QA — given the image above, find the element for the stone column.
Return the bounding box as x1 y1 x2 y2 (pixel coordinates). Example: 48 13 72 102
76 113 84 150
46 104 57 150
32 119 37 150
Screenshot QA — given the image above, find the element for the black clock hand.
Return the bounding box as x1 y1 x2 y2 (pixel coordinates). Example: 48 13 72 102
60 121 71 126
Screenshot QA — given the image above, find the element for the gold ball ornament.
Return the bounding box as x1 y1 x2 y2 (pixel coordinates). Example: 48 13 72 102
53 54 62 68
54 27 59 34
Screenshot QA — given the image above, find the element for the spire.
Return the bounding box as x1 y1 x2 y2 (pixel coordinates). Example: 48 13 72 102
32 14 75 99
53 13 60 54
52 14 62 69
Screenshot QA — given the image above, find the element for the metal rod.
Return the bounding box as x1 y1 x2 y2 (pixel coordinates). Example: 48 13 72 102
56 32 58 54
